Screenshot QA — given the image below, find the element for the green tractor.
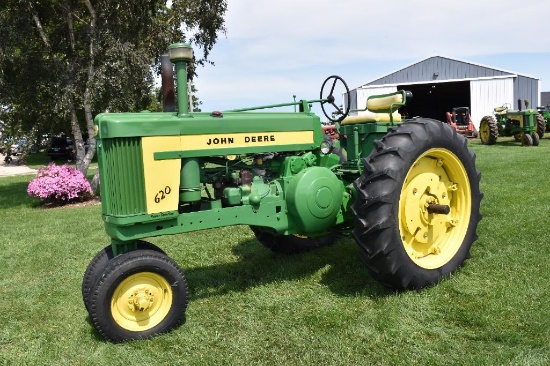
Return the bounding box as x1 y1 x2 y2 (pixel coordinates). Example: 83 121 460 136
479 101 546 146
83 43 483 342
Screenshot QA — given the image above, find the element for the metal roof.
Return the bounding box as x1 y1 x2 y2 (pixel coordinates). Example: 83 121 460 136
361 55 539 88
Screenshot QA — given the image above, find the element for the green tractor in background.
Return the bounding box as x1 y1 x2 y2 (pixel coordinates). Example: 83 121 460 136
479 101 546 146
537 103 550 130
82 43 483 342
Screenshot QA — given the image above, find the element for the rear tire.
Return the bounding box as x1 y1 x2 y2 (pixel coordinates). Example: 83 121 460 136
479 116 498 145
250 226 335 254
351 118 482 290
536 113 546 138
89 249 188 343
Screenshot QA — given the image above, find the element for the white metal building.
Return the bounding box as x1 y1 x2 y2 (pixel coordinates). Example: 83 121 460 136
347 56 541 130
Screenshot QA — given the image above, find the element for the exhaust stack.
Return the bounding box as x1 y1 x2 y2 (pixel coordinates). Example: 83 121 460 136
160 54 176 112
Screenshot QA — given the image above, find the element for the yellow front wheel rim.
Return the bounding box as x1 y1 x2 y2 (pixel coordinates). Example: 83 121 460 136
111 272 173 331
399 148 471 269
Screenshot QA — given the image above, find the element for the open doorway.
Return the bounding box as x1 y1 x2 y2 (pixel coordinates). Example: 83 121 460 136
397 81 470 122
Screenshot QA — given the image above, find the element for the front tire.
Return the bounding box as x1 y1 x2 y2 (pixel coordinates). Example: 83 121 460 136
351 118 482 290
522 133 533 146
89 249 188 342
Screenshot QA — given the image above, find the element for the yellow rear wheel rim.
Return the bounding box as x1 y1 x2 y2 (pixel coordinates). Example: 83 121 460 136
111 272 173 331
479 120 490 141
399 148 471 269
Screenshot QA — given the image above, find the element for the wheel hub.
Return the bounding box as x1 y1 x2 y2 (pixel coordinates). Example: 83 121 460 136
403 170 454 245
111 272 173 331
127 287 155 312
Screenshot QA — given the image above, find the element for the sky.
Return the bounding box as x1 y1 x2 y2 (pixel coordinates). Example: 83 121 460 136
191 0 550 119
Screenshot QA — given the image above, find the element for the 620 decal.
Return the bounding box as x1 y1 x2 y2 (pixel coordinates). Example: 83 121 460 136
154 186 172 203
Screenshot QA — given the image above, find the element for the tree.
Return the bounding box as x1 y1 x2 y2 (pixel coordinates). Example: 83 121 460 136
0 0 226 177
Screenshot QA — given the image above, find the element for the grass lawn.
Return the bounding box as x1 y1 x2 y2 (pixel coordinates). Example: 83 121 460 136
0 136 548 365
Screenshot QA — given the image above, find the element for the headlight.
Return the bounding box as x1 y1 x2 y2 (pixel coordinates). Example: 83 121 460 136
320 139 333 154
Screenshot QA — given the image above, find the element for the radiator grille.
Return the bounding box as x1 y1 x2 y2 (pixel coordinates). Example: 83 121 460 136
102 137 146 216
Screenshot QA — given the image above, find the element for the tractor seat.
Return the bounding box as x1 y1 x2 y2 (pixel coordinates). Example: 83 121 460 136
341 111 402 125
342 92 404 125
494 106 507 114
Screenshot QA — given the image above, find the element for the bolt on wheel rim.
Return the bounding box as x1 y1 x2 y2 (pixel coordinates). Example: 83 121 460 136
399 148 472 269
111 272 173 331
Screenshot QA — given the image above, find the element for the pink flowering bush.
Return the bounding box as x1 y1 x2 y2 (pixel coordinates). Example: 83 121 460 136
27 163 93 205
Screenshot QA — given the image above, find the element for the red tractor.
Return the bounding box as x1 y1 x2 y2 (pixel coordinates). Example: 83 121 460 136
322 123 339 139
446 107 477 138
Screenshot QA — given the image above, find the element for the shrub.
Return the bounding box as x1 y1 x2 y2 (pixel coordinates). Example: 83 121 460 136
27 163 93 205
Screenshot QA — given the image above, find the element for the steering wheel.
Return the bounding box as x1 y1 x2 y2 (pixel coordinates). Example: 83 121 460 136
320 75 350 123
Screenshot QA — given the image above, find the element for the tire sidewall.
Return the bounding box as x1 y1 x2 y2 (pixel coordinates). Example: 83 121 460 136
82 245 114 311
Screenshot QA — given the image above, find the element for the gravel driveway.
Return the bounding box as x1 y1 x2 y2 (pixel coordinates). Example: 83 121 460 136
0 155 38 177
